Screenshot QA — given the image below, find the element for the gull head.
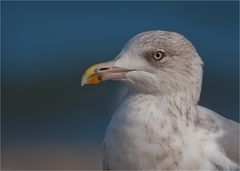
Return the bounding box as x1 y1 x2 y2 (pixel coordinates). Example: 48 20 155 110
81 30 203 102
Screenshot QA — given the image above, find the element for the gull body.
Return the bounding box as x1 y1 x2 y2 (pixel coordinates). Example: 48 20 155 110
81 30 239 170
103 93 238 170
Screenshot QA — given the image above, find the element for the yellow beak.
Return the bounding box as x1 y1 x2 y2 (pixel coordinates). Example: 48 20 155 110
81 61 134 86
81 63 103 86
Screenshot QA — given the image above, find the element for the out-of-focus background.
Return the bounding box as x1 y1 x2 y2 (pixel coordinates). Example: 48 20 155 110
1 1 239 170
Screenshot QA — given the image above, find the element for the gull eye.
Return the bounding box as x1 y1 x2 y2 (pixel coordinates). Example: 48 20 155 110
153 50 165 61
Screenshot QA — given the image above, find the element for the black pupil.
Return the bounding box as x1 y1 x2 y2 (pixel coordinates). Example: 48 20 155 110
156 53 160 57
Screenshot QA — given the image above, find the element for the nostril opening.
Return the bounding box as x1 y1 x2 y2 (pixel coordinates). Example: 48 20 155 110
99 67 109 71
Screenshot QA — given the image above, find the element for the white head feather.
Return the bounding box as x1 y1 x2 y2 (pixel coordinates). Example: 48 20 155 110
115 30 203 104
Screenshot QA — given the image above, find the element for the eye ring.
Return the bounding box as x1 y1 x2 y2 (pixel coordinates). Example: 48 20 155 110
153 50 165 61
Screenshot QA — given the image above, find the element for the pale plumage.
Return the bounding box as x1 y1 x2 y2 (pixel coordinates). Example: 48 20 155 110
81 30 239 170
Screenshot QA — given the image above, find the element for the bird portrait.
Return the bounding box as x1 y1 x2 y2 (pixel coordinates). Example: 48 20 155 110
81 30 239 170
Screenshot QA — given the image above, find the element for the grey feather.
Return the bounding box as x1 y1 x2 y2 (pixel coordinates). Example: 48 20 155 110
197 106 240 165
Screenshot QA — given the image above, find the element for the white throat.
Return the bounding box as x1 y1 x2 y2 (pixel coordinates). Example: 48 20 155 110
123 91 199 125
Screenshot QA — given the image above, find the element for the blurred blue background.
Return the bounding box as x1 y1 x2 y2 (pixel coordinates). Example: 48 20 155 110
1 1 239 170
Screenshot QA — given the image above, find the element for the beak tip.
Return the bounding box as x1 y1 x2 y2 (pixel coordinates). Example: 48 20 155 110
81 61 115 86
81 77 86 87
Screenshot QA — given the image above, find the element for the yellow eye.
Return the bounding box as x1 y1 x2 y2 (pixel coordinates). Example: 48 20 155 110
153 50 165 61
